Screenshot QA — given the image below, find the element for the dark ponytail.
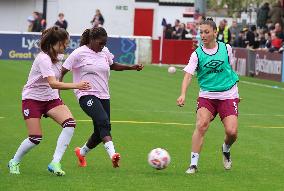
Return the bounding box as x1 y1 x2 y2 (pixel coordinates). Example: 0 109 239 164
40 26 69 63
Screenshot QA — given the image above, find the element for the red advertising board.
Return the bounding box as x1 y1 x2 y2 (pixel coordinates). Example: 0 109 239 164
152 39 195 65
232 48 248 75
254 50 282 81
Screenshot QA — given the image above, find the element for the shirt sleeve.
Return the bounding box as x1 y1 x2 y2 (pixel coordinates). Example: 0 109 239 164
38 55 55 78
102 47 114 65
62 50 78 71
183 51 198 75
226 44 234 66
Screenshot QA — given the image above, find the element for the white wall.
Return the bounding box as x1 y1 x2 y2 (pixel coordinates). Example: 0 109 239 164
0 0 135 35
49 0 135 36
0 0 42 32
0 0 194 38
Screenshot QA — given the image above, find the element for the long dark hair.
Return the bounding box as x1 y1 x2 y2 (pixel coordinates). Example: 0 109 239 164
40 26 69 63
80 27 107 46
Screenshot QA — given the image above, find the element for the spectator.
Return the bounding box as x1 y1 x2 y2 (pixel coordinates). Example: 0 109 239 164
233 30 247 48
268 1 284 27
27 16 34 32
91 9 104 27
270 32 283 52
172 19 182 39
188 23 197 36
257 2 270 29
40 13 47 31
164 24 173 39
55 13 68 30
229 20 240 44
176 23 189 40
267 20 275 31
223 19 228 27
217 20 231 44
258 30 267 48
172 19 180 33
274 23 284 40
31 12 42 32
264 32 272 49
246 25 258 49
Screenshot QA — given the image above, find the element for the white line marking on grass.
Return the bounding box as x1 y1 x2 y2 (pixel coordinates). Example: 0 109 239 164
112 108 284 117
112 109 284 117
112 108 195 114
249 125 284 129
77 119 284 129
77 120 194 126
240 81 284 90
242 113 284 117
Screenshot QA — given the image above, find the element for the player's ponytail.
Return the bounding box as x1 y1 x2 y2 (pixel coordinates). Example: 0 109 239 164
80 29 91 46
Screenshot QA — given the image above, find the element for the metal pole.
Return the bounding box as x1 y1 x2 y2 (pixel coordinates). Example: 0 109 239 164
194 0 206 16
159 32 164 66
42 0 47 20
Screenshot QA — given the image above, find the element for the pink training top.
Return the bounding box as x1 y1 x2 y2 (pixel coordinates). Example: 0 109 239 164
63 45 114 100
22 52 63 101
183 43 239 100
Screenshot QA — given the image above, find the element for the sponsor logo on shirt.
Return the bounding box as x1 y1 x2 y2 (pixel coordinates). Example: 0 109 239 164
204 60 224 74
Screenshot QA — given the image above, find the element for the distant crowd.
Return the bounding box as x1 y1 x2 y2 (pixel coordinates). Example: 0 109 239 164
28 2 284 54
27 9 104 32
163 0 284 53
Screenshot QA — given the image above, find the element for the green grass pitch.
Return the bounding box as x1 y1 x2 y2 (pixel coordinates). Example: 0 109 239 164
0 60 284 191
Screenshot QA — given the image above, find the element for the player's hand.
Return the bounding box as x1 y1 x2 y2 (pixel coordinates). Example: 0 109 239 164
77 81 91 90
131 64 144 71
177 95 185 107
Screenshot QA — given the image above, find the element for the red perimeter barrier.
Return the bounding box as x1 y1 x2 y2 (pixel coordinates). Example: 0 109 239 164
152 39 196 65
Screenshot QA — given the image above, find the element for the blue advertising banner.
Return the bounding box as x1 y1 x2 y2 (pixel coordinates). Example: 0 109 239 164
0 33 136 64
107 37 136 64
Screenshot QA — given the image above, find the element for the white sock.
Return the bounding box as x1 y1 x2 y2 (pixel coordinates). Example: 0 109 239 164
52 127 74 163
190 152 199 166
222 143 231 153
80 143 91 156
13 138 37 163
104 141 115 159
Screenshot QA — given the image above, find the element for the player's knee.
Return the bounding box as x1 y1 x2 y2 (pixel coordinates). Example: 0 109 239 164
29 135 42 145
226 128 238 139
61 118 76 128
196 120 209 134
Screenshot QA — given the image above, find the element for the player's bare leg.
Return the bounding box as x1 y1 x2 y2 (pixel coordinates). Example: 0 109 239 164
222 115 238 170
186 108 213 174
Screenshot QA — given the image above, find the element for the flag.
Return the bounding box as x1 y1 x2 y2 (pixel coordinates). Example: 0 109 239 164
161 18 167 27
